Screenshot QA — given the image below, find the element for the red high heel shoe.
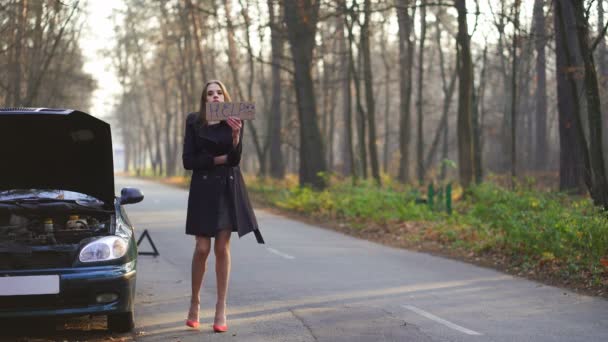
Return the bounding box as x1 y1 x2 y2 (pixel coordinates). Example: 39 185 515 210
186 302 200 329
186 319 200 329
213 314 228 333
213 323 228 333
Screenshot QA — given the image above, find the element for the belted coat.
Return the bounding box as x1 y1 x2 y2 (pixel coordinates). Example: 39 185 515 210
182 112 264 244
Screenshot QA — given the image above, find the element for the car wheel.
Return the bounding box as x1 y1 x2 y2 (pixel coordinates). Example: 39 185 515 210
107 311 134 333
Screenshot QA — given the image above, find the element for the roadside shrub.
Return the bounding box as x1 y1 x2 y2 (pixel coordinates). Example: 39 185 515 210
466 183 608 272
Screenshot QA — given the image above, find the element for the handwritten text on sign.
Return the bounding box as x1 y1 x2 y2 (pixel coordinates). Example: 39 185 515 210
206 102 256 121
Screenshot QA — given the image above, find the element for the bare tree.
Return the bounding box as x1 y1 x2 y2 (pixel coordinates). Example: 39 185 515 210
268 0 285 179
553 0 586 193
416 0 427 184
284 0 327 188
380 18 393 175
510 0 521 182
455 0 475 189
425 9 457 179
572 0 608 208
361 0 381 184
344 2 368 179
473 44 487 184
338 3 355 178
533 0 548 170
0 0 94 110
598 0 608 88
396 0 415 183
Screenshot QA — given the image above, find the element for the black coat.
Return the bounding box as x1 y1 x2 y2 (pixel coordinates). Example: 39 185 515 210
182 112 264 244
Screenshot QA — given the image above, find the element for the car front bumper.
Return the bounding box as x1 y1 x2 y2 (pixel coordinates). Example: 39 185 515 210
0 260 136 318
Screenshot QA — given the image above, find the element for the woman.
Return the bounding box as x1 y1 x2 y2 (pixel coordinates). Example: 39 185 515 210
182 80 264 332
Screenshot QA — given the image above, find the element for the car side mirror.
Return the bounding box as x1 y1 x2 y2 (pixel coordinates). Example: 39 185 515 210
120 187 144 205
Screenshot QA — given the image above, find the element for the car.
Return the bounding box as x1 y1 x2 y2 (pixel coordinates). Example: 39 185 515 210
0 108 143 333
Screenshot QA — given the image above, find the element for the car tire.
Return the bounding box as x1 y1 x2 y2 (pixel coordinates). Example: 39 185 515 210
107 311 134 333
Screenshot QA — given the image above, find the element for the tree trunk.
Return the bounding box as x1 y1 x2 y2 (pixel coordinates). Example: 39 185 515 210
223 0 244 100
11 0 26 106
416 0 427 184
553 0 586 193
455 0 475 190
345 7 368 179
426 72 457 172
158 0 176 177
124 135 131 173
495 1 511 173
240 0 270 175
185 0 207 84
597 0 608 158
396 0 414 183
516 26 535 171
223 0 266 175
268 0 285 178
510 1 521 183
572 1 608 208
328 78 337 171
381 22 392 174
338 4 355 177
474 45 488 184
425 15 456 173
180 4 196 114
284 0 327 188
24 2 77 106
362 0 380 185
153 117 163 176
598 0 608 88
534 0 548 170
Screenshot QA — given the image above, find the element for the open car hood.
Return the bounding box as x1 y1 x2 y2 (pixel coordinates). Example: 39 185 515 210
0 109 114 207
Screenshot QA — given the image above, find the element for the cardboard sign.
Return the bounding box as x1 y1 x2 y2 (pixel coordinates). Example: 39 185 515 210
206 102 256 121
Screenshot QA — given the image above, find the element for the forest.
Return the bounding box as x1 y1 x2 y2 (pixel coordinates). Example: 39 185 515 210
0 0 95 112
2 1 606 199
2 0 608 293
102 0 608 206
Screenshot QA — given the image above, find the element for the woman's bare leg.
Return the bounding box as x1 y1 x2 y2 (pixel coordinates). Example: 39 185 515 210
214 229 232 326
189 236 211 322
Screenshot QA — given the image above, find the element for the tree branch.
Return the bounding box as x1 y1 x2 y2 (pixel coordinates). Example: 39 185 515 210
232 35 294 75
585 0 594 19
186 2 217 16
592 19 608 51
469 0 481 38
54 0 80 8
24 1 80 104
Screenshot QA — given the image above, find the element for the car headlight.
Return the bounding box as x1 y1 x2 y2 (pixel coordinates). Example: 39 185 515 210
79 236 128 262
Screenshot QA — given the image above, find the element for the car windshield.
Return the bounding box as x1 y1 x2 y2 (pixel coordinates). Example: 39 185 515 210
0 189 102 203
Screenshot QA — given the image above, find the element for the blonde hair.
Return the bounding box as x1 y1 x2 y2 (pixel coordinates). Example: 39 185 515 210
198 80 232 125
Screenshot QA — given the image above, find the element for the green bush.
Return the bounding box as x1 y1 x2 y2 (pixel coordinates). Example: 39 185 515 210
267 179 437 223
465 183 608 272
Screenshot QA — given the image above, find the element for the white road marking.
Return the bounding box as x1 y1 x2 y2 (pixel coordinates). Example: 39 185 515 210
266 247 295 260
403 305 482 336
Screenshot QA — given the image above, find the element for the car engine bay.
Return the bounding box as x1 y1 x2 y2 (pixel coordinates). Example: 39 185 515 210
0 207 114 270
0 212 111 246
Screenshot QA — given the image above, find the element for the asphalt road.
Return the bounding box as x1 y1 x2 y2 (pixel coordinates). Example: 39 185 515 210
2 175 607 341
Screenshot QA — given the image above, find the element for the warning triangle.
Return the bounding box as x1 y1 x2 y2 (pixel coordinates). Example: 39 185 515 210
137 229 160 256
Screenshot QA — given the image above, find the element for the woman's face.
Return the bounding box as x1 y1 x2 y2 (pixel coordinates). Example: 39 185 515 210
206 83 225 103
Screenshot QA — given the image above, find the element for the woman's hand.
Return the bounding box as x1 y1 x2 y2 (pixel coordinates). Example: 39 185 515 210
226 117 242 147
214 155 227 165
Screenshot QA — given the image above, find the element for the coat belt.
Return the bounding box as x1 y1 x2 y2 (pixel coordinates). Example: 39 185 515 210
193 165 238 177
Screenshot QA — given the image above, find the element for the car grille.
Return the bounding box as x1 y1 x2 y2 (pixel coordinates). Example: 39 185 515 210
0 251 75 270
0 107 39 111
